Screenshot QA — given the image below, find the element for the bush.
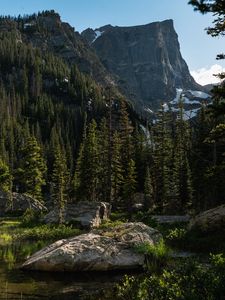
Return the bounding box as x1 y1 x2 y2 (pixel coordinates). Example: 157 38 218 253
99 219 125 229
21 208 41 227
116 254 225 300
132 211 158 228
134 240 170 272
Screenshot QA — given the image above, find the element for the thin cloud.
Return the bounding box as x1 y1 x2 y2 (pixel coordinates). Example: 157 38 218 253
191 64 225 85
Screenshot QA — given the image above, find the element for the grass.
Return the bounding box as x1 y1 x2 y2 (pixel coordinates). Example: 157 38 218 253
99 219 125 229
0 233 13 245
14 224 82 241
0 216 82 243
134 240 171 272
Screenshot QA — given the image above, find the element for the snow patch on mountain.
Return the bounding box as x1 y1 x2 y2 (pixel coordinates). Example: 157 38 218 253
168 88 211 119
144 107 153 114
92 30 104 43
188 90 210 99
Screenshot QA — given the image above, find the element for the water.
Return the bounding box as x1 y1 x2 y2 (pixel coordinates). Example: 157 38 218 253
0 240 124 300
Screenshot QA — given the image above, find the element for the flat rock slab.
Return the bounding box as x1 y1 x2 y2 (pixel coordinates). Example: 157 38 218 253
21 222 162 272
151 215 190 224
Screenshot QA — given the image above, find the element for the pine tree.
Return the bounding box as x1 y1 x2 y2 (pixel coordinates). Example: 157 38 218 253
16 136 46 201
173 101 193 212
152 106 174 211
73 142 84 201
122 159 137 210
119 100 134 171
111 131 124 204
75 120 99 202
97 118 110 202
144 166 154 209
0 158 12 192
51 146 68 224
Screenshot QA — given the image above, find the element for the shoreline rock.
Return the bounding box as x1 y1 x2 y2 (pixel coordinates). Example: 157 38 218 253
21 222 162 272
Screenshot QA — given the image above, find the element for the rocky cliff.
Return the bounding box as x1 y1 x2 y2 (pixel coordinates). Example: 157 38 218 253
82 20 203 111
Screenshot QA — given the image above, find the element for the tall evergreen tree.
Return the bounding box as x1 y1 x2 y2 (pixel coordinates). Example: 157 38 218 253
111 131 124 204
75 120 99 202
173 101 193 212
144 166 154 209
0 158 12 192
152 106 174 211
122 158 137 210
16 136 46 201
51 146 69 224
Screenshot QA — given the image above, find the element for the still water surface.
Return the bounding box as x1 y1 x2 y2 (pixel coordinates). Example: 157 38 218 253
0 241 125 300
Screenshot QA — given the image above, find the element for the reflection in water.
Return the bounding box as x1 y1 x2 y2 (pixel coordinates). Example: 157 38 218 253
0 240 124 300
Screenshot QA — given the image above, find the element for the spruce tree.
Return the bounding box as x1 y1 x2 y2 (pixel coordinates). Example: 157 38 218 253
173 101 193 212
152 106 174 211
0 158 12 192
75 120 99 202
16 136 46 201
97 118 110 202
51 146 69 224
144 166 154 209
122 159 137 210
111 131 124 205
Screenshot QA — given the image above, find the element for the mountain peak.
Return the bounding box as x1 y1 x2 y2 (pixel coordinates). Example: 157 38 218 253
82 20 202 111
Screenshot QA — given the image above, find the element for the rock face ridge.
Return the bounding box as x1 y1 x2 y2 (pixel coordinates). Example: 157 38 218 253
82 20 202 110
21 222 162 272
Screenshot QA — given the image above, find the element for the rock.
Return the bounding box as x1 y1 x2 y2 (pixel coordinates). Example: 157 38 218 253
82 20 203 111
189 205 225 234
21 222 162 272
43 201 111 229
152 215 190 224
0 190 47 216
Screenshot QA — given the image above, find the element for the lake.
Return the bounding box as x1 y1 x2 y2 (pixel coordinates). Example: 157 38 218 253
0 240 127 299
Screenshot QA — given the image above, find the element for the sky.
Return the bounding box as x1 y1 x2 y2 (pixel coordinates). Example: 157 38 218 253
1 0 225 85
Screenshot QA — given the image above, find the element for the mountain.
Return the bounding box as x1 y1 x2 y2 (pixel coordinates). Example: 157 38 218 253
82 20 206 112
2 12 208 115
0 11 115 87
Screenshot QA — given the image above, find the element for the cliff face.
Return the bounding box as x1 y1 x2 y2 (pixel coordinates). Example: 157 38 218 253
82 20 202 110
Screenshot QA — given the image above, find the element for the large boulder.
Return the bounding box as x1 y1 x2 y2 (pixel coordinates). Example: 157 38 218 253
21 222 162 272
0 190 47 215
43 201 111 229
189 205 225 234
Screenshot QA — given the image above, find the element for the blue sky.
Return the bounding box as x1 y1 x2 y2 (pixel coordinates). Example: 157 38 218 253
1 0 225 84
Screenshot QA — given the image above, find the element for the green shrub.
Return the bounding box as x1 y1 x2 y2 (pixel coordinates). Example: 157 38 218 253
166 228 187 241
116 255 225 300
132 211 158 227
110 212 129 222
21 208 42 227
0 233 12 245
99 220 125 229
134 240 170 272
